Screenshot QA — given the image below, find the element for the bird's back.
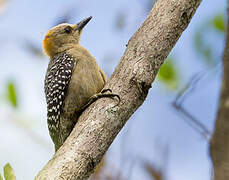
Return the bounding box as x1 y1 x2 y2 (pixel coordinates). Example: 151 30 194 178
45 46 106 151
44 52 76 150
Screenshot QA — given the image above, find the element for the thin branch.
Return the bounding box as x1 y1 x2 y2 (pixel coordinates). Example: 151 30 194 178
172 62 221 140
172 71 212 140
172 102 211 140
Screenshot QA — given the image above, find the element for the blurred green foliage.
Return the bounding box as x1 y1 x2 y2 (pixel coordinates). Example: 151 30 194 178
0 163 16 180
211 13 225 32
157 58 179 90
157 12 225 90
194 12 225 67
6 81 17 108
194 28 214 66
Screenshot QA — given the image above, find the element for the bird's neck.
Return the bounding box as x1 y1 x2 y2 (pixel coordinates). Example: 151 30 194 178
65 44 91 59
47 44 81 59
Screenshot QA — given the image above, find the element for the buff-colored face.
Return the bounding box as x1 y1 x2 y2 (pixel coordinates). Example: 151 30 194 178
43 16 92 58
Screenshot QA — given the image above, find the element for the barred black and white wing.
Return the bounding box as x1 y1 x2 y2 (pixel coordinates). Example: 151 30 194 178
44 52 75 142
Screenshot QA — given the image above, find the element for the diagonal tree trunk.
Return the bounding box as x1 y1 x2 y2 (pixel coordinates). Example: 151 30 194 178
35 0 202 179
210 2 229 180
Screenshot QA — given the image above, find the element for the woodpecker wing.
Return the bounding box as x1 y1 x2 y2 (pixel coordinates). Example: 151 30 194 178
44 52 76 139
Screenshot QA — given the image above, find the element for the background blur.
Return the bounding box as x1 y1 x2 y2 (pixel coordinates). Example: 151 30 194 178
0 0 226 179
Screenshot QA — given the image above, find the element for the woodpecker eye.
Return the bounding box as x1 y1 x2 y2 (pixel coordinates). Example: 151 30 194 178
64 26 72 34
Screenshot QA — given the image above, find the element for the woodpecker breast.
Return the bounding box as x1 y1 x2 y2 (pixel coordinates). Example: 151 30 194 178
44 52 76 139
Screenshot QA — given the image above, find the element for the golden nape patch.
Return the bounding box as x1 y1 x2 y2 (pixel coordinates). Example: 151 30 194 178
43 31 54 58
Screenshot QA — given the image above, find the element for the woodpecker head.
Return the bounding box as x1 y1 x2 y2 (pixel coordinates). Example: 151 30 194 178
43 16 92 58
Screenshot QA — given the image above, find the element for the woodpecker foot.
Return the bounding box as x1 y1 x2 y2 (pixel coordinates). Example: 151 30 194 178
101 88 112 94
81 89 120 111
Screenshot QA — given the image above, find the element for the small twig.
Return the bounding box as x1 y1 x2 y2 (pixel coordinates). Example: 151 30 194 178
172 102 211 140
172 62 221 140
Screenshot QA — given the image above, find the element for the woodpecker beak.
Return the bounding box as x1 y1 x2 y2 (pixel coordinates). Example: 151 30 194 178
76 16 92 31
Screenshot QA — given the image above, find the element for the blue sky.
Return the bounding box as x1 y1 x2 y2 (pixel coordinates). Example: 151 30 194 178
0 0 226 179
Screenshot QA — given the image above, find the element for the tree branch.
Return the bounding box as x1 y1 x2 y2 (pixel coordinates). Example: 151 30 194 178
210 2 229 179
35 0 202 179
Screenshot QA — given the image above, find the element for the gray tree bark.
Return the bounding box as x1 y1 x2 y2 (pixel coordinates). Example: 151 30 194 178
210 1 229 179
35 0 202 179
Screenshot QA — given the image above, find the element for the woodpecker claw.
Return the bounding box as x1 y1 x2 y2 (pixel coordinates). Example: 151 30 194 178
80 89 120 111
99 88 121 106
101 88 112 93
100 90 121 106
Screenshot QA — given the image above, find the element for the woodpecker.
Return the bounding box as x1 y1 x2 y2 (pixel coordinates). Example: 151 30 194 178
43 16 118 151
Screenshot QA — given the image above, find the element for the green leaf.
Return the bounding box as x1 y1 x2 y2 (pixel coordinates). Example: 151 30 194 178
194 27 215 66
157 58 179 90
3 163 16 180
0 173 3 180
6 81 17 108
211 14 225 32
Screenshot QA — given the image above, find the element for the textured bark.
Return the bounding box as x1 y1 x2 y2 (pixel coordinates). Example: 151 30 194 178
210 3 229 180
35 0 202 179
